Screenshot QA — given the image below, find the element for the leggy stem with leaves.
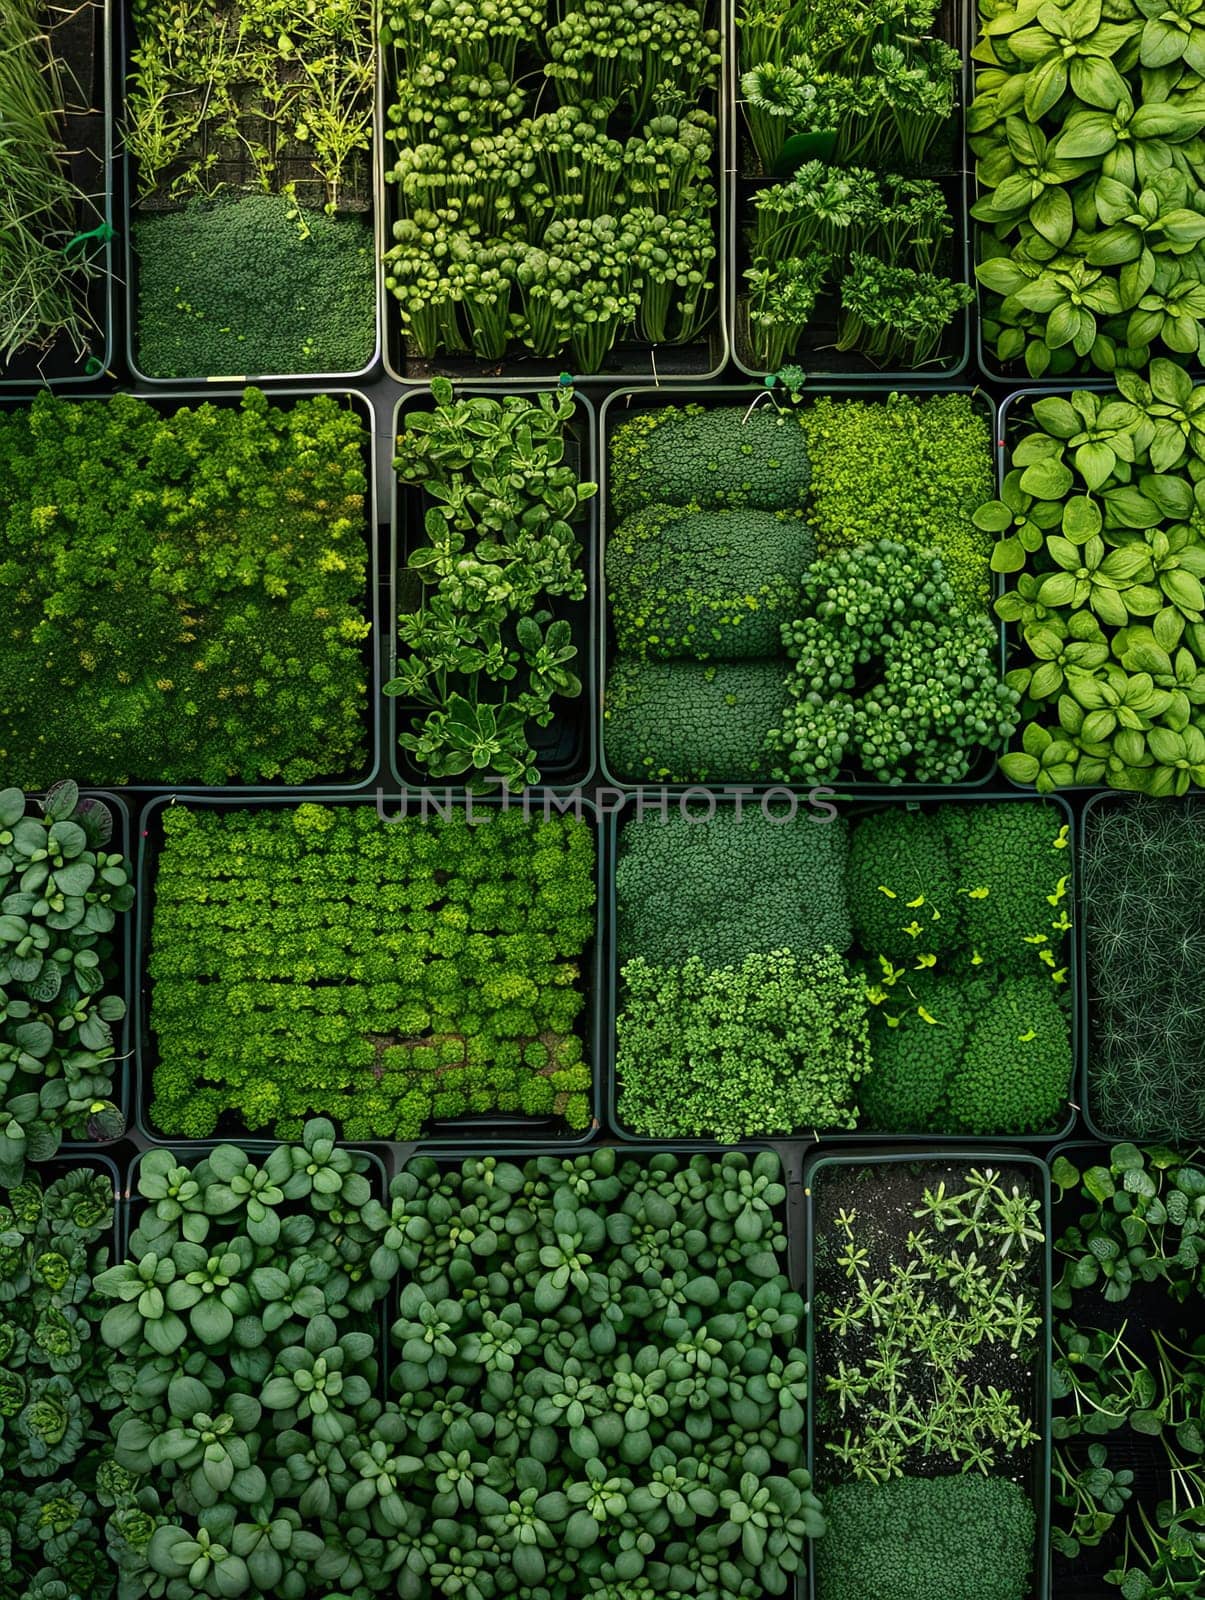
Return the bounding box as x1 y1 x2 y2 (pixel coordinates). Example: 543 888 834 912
384 381 595 790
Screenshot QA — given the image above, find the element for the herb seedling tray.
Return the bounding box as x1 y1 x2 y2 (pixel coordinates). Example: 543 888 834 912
378 1 729 387
603 788 1079 1146
596 382 1004 793
727 0 971 383
804 1146 1053 1600
117 0 382 387
386 388 598 792
132 790 605 1152
0 0 114 390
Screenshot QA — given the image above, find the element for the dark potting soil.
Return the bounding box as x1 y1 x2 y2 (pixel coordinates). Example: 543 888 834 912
812 1160 1042 1491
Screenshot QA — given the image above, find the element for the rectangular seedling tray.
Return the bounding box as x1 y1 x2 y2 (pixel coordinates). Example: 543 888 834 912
728 0 971 383
118 0 382 386
0 0 114 389
603 787 1079 1147
386 387 598 793
132 790 605 1152
378 1 729 387
0 386 382 793
805 1146 1053 1600
596 382 1003 793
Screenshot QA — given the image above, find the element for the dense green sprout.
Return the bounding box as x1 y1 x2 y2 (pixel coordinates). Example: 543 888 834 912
609 402 812 520
816 1475 1035 1600
0 389 370 787
133 196 376 378
607 503 814 660
148 805 596 1141
857 972 972 1134
951 801 1072 976
947 976 1072 1135
847 808 962 960
605 658 786 783
800 394 994 613
616 949 869 1140
616 806 850 967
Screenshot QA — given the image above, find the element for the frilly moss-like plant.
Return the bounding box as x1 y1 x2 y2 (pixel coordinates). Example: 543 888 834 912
616 948 870 1141
0 781 132 1181
607 503 814 660
0 389 371 787
604 658 787 783
816 1474 1036 1600
616 805 850 969
608 402 812 520
148 805 596 1142
799 393 994 613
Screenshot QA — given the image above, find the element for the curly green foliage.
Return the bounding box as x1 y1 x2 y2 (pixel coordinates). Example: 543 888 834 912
616 948 870 1140
607 503 815 660
616 805 850 968
148 804 596 1141
800 395 993 613
946 976 1072 1135
948 800 1072 977
381 1147 824 1595
816 1475 1036 1600
1083 797 1205 1140
857 971 973 1135
847 807 963 961
0 782 132 1181
609 402 811 520
0 1166 117 1598
0 389 371 786
770 540 1019 785
605 657 787 783
133 196 376 379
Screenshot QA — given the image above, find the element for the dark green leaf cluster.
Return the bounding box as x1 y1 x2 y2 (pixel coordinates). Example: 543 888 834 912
148 804 595 1142
770 540 1019 784
0 1164 120 1599
972 0 1205 378
382 0 720 369
1082 796 1205 1138
608 504 814 660
616 949 870 1139
987 376 1205 795
604 658 788 783
0 782 132 1181
815 1474 1036 1600
609 403 812 521
385 383 593 790
616 806 849 968
0 390 371 787
132 196 376 379
95 1122 395 1600
376 1146 824 1597
799 393 994 613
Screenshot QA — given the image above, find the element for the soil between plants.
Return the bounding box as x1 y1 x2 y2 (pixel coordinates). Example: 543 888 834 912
812 1160 1042 1490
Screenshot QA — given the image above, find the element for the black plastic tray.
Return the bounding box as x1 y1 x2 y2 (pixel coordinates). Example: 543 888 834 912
118 0 382 387
386 387 598 793
132 790 605 1150
727 0 972 382
596 382 1004 792
804 1145 1053 1600
0 0 115 389
604 787 1080 1146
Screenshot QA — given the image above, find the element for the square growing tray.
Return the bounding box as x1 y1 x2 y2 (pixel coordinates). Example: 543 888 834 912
726 0 971 383
117 0 383 386
603 787 1080 1147
804 1145 1053 1600
132 791 606 1152
596 382 1004 793
0 0 114 389
385 387 598 793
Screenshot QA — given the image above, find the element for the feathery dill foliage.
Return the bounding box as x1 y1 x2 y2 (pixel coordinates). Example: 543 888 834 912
1084 796 1205 1140
0 0 99 367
